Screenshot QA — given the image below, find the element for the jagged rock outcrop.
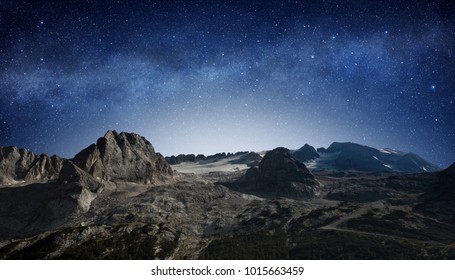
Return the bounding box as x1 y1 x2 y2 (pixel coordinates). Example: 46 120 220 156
56 161 104 212
72 131 172 184
165 152 249 165
293 144 320 162
0 146 63 184
254 147 320 199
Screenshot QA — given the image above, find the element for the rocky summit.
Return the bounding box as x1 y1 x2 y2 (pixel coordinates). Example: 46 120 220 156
0 146 63 184
0 131 454 260
254 147 320 199
292 144 320 162
72 130 173 184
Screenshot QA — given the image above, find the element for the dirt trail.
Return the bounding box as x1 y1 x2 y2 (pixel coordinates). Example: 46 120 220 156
321 207 370 231
320 202 392 237
319 202 447 245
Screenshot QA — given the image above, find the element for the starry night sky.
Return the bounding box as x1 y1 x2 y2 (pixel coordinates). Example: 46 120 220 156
0 0 454 167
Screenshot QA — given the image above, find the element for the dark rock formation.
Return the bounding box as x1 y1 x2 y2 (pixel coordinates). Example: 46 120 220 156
0 146 63 184
56 161 104 212
318 142 440 173
165 151 249 165
254 147 319 199
416 162 455 223
441 162 455 177
326 142 389 172
72 131 172 184
292 144 320 162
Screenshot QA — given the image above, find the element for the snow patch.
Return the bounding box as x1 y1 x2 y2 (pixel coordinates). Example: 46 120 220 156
379 148 392 154
380 148 400 155
304 152 339 171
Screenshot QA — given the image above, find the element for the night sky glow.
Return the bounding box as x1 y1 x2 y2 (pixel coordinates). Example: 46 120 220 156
0 0 454 167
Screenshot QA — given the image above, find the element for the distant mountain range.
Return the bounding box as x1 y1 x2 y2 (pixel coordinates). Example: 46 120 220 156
293 142 440 173
165 142 440 173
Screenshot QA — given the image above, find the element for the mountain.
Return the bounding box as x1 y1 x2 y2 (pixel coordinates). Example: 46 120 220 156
1 132 454 260
72 130 172 184
256 147 320 199
0 146 64 184
237 148 320 200
292 144 320 162
0 131 175 238
295 142 439 173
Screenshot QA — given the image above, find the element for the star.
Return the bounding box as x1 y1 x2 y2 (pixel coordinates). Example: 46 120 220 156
0 0 453 168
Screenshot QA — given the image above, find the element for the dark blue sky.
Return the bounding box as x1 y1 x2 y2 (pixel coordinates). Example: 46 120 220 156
0 0 454 167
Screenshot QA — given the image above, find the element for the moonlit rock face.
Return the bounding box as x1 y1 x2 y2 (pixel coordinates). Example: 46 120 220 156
72 131 173 184
0 146 63 184
57 161 103 212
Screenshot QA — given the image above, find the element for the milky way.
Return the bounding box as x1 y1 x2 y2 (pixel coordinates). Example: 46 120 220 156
0 0 454 167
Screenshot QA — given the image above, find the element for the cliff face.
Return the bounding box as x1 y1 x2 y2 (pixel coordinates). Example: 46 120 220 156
72 130 173 184
0 131 177 239
0 146 63 184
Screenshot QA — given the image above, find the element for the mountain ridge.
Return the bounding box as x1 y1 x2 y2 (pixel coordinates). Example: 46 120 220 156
294 142 440 173
0 131 454 260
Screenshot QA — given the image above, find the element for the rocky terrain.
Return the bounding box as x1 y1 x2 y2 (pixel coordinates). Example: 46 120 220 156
0 131 454 260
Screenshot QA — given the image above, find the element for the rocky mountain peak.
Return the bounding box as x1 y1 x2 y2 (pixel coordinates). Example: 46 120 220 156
72 131 172 184
292 144 320 162
255 147 319 199
258 147 315 181
0 146 63 184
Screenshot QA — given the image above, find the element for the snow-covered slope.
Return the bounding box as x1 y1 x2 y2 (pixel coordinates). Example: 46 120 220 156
295 142 440 173
171 152 261 174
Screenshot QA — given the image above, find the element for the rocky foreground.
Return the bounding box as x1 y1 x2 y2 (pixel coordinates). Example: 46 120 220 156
0 131 454 259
